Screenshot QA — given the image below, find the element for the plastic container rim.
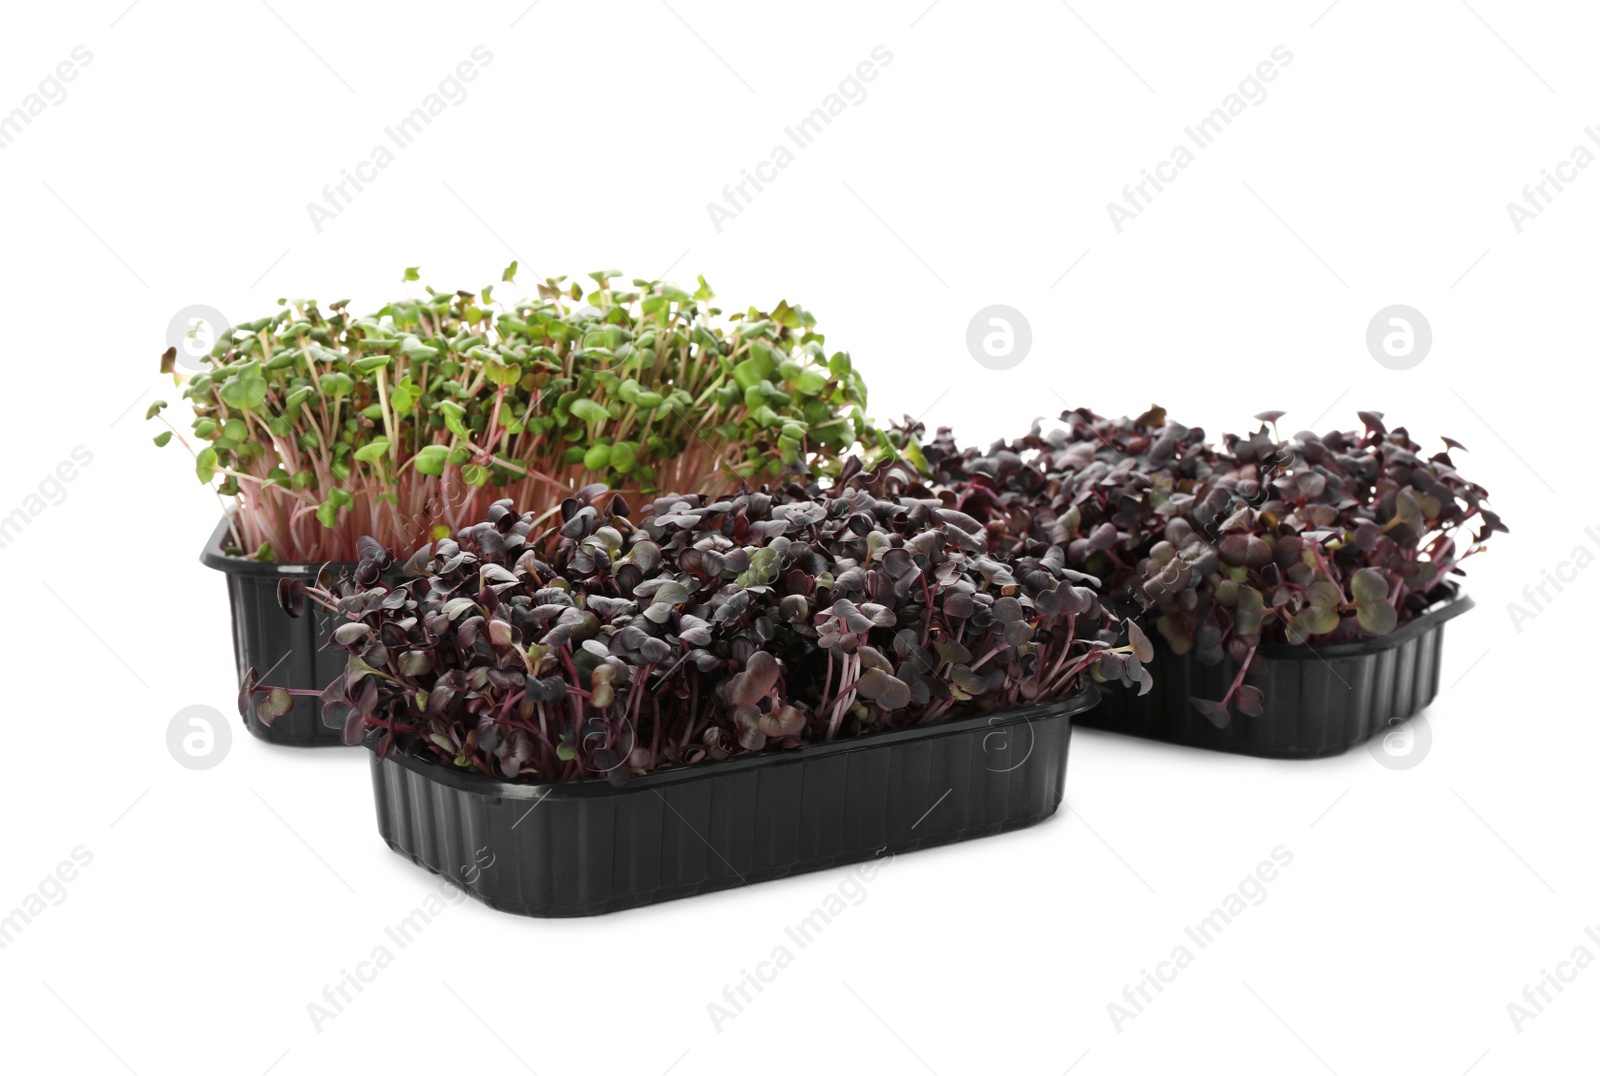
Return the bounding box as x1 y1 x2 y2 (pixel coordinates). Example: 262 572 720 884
1248 581 1472 660
365 684 1097 802
200 514 358 578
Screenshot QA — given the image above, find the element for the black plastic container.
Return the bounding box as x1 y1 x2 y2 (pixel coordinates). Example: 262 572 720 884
367 688 1095 917
1080 586 1473 758
201 517 352 747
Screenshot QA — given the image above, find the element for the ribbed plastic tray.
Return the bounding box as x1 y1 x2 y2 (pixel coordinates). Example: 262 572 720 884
200 516 353 747
1079 587 1473 758
367 688 1094 917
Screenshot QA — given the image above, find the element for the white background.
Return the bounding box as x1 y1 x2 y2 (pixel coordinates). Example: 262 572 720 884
0 1 1591 1073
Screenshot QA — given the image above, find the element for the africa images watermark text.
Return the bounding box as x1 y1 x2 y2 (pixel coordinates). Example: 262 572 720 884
1106 45 1293 233
1107 844 1295 1032
706 45 893 233
0 46 93 151
306 46 494 233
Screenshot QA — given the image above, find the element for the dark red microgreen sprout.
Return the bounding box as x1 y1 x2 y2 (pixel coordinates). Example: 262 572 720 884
915 406 1504 726
240 479 1144 783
